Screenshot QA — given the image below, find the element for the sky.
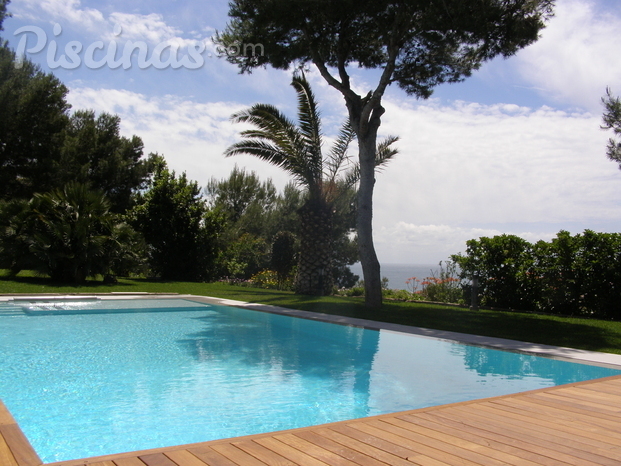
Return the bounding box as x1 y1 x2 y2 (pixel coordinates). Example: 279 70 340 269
3 0 621 264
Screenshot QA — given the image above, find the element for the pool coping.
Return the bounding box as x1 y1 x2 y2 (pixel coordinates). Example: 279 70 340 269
3 292 621 369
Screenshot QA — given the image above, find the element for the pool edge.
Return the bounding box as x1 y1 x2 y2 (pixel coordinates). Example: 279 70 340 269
186 294 621 369
0 400 42 466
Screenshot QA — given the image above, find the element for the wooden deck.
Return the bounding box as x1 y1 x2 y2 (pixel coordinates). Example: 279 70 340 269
2 375 621 466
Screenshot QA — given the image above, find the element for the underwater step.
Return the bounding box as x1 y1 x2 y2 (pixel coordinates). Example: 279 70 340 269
0 305 26 315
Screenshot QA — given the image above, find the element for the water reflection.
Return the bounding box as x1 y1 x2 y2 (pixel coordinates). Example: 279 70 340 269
177 306 380 411
454 343 617 385
177 307 621 418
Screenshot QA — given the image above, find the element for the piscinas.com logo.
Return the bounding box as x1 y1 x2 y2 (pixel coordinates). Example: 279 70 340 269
13 23 263 70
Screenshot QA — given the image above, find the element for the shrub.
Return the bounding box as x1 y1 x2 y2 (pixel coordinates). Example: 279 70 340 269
250 269 294 291
452 230 621 319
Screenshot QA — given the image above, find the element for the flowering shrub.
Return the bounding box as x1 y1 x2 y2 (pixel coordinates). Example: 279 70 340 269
250 269 294 290
403 262 464 303
337 263 465 304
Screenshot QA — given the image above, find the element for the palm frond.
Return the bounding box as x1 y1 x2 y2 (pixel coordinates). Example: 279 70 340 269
325 118 356 185
291 74 323 184
231 104 298 146
228 104 314 185
375 135 399 172
343 135 399 189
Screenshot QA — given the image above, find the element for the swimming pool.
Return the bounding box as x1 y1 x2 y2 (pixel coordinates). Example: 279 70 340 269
1 297 620 463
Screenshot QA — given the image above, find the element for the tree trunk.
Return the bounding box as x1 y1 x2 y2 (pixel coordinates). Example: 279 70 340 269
312 55 391 309
357 134 382 308
295 199 334 295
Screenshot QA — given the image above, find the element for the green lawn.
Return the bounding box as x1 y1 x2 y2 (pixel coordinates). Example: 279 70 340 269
2 271 621 355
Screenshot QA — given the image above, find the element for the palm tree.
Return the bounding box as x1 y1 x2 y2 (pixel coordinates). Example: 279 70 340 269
225 73 397 295
24 182 143 283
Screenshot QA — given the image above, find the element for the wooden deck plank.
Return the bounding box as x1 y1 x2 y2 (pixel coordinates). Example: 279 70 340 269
138 453 178 466
252 436 330 466
382 415 541 466
164 450 211 466
570 386 621 401
578 380 621 395
487 398 621 449
292 430 395 466
350 421 486 466
582 378 621 389
230 440 296 466
521 393 621 429
0 401 18 427
404 411 573 466
494 396 621 440
313 426 431 466
111 457 147 466
428 407 593 466
550 387 621 409
463 402 621 462
186 447 238 466
4 375 621 466
450 404 618 466
528 391 621 419
357 420 506 466
0 431 20 466
209 443 268 466
0 401 41 466
325 423 435 465
272 432 360 466
0 424 42 466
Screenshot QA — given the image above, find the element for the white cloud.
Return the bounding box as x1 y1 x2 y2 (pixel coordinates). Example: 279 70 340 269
13 0 106 32
366 97 621 262
515 0 621 111
108 12 183 43
376 98 621 220
12 0 213 48
66 86 295 191
374 223 557 263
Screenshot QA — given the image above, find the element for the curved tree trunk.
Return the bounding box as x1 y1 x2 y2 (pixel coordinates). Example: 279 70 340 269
295 199 334 295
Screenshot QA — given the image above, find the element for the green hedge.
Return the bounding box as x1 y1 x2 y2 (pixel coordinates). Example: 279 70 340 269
452 230 621 320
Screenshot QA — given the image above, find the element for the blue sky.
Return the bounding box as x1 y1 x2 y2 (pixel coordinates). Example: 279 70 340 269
3 0 621 264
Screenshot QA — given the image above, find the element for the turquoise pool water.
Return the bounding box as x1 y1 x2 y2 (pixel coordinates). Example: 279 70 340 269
1 298 619 463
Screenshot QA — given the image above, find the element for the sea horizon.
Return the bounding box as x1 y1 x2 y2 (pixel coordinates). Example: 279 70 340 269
350 262 450 291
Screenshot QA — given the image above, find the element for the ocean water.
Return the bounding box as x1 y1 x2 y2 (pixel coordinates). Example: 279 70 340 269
350 262 448 291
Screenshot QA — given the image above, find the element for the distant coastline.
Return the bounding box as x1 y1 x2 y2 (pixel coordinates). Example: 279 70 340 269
350 263 444 291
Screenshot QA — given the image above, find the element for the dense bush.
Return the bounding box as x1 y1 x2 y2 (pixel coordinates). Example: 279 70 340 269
130 164 223 281
270 231 297 289
452 230 621 320
0 183 144 283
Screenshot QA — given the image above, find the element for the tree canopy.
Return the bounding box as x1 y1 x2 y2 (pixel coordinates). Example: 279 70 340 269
602 87 621 168
0 45 70 199
130 162 223 281
219 0 554 307
60 110 158 213
0 0 10 33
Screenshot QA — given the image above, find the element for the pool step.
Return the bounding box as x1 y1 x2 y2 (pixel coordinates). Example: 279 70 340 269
0 305 26 316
